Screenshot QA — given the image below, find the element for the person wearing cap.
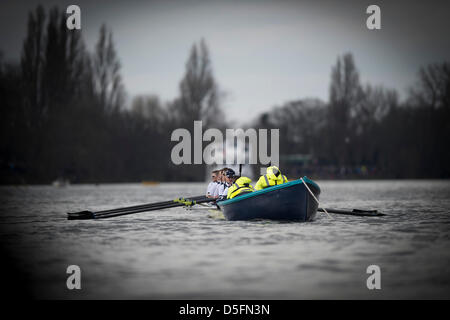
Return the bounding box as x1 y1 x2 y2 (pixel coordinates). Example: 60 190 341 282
254 165 288 190
227 175 254 199
206 170 220 198
218 168 235 199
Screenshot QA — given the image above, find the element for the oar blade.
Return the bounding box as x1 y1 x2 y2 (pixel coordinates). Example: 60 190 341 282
352 209 373 213
352 208 384 215
67 210 96 220
319 207 385 217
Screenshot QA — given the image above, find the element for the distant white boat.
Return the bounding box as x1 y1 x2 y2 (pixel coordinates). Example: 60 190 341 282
52 178 70 187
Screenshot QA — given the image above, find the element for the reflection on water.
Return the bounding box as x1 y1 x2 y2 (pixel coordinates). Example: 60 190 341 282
1 180 450 299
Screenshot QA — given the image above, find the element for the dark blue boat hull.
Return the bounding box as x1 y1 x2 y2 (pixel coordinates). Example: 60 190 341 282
217 177 320 221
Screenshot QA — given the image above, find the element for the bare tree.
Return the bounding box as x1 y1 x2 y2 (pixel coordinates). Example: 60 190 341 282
329 53 364 123
21 5 46 127
93 24 125 113
131 95 166 131
42 7 86 115
327 53 364 165
409 62 450 109
173 39 224 128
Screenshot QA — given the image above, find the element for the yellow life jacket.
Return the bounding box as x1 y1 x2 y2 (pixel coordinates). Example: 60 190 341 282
227 177 254 199
254 166 288 190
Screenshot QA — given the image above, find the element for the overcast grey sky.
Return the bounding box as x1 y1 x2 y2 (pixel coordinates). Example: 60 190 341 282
1 0 449 123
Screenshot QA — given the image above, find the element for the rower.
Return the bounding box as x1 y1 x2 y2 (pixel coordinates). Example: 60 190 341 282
227 175 254 199
254 166 288 190
206 170 220 198
211 169 221 198
214 167 228 198
219 168 235 199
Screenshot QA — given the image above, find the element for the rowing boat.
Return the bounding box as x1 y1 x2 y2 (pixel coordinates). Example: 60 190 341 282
67 176 384 220
217 177 320 221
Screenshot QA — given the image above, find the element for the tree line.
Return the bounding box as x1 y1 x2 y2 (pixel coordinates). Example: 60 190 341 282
0 5 449 184
0 6 222 184
253 54 450 179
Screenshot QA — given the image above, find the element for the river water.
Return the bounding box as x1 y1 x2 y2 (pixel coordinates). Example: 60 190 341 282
1 180 449 299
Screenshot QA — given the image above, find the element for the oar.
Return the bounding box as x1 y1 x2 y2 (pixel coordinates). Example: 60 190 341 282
69 202 183 220
67 195 210 220
67 196 213 220
318 207 385 217
93 195 206 215
67 195 206 219
92 197 215 219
